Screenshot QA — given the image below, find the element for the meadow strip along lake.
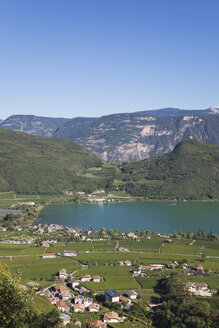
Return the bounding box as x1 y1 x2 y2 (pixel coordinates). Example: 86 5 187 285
37 201 219 234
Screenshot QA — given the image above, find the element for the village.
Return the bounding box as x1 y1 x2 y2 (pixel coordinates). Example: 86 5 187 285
0 221 218 327
35 259 213 326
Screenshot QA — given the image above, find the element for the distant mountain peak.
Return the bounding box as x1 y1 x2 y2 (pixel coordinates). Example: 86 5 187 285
210 106 219 113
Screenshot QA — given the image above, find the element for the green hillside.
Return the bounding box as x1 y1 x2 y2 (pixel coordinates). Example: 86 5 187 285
0 129 218 200
0 128 106 194
117 139 219 200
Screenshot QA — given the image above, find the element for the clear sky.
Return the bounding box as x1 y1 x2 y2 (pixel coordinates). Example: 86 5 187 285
0 0 219 119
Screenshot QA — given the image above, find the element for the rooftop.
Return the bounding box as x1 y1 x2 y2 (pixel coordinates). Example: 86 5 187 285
105 289 120 297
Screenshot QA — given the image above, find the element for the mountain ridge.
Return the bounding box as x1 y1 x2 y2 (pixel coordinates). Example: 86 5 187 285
1 107 219 162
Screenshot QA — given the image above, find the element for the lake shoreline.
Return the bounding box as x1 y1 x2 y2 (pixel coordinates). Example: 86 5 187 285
36 201 219 234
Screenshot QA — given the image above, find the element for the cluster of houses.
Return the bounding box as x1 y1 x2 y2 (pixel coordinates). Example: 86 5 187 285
57 268 102 284
36 224 63 234
38 281 138 326
181 263 209 277
39 283 99 315
86 289 138 326
131 262 209 279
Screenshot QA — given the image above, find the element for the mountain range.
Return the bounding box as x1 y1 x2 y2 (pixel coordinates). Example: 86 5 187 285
0 128 218 200
1 106 219 162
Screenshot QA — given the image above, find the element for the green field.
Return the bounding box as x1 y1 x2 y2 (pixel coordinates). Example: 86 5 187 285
119 238 163 252
77 265 132 277
76 252 138 265
162 243 201 255
0 256 80 287
47 241 93 253
93 240 117 251
0 244 44 256
136 277 159 289
83 275 139 291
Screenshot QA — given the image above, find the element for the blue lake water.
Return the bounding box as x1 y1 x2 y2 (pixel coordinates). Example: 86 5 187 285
37 201 219 234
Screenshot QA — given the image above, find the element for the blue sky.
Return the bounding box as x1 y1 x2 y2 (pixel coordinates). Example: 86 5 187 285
0 0 219 119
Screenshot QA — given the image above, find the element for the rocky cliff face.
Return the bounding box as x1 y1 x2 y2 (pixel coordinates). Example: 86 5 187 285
53 109 219 162
1 108 219 162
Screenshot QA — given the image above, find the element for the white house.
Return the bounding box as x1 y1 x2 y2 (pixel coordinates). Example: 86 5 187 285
183 282 208 293
62 250 78 257
81 274 91 282
42 253 56 259
71 278 80 288
93 275 101 282
126 290 138 300
105 290 120 302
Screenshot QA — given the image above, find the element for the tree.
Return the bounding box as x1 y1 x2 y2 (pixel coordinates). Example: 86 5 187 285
0 265 60 328
154 272 187 301
100 227 107 237
153 298 213 328
152 274 219 328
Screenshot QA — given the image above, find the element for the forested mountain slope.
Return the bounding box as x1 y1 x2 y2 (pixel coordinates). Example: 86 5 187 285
0 128 105 194
116 139 219 200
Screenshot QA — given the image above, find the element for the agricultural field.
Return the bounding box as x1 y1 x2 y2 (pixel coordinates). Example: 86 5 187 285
161 243 202 255
136 277 159 289
47 241 93 253
119 238 163 252
93 240 117 251
76 251 138 265
203 258 219 271
137 252 185 264
77 265 133 277
0 256 80 288
0 234 218 314
0 244 44 256
83 275 139 292
0 191 80 209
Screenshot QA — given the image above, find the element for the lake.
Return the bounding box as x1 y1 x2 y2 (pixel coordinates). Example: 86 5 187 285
37 201 219 234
